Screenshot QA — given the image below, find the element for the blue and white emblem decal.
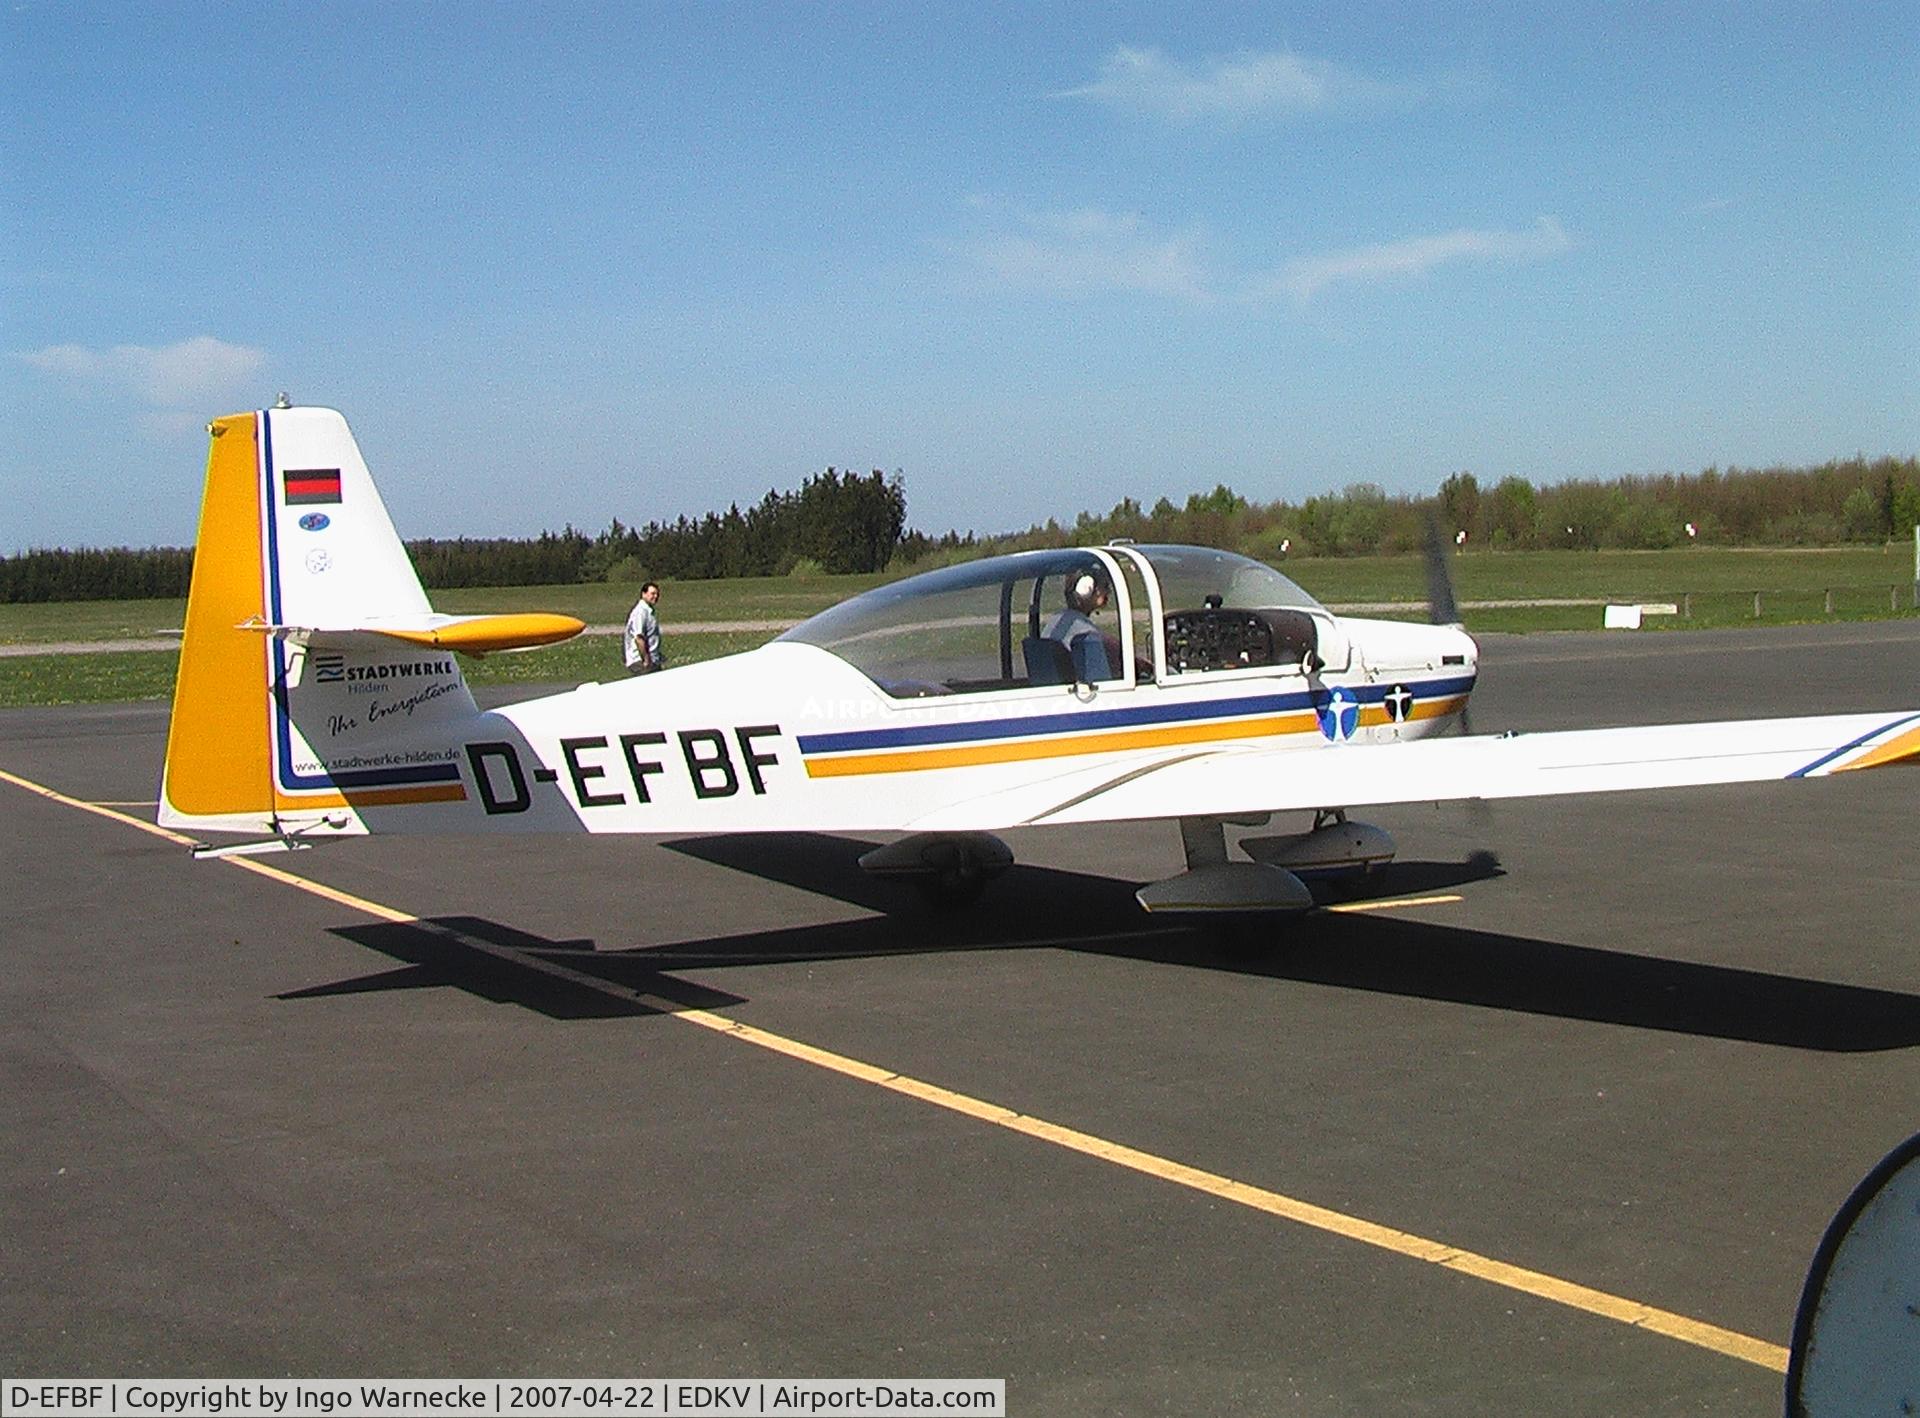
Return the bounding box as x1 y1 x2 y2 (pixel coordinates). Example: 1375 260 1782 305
1317 687 1360 741
297 512 330 532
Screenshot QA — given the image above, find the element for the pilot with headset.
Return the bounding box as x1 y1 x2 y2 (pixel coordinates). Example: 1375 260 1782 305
1045 568 1118 682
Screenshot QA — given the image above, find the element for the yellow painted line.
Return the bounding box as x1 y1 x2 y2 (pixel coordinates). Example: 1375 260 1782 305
0 766 199 847
1 762 1790 1375
0 766 418 923
1325 893 1464 914
219 853 417 923
672 1003 1787 1373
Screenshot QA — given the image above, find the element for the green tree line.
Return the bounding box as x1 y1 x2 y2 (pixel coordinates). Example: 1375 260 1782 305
976 456 1920 562
3 465 915 602
5 455 1915 603
0 545 197 603
403 466 916 588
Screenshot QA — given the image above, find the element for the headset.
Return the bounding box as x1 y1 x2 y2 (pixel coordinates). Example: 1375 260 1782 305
1066 571 1108 613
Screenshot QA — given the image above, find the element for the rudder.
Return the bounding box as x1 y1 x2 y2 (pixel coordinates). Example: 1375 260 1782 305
159 413 276 830
160 407 482 838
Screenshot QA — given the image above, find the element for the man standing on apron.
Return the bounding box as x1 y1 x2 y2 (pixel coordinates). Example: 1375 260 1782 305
623 581 663 674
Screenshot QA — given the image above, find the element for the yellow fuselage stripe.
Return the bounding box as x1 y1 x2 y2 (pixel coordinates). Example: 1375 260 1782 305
804 695 1468 778
805 713 1307 777
0 761 1789 1375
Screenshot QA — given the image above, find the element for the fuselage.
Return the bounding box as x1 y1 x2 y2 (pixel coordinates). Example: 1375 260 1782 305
474 623 1476 834
314 544 1477 837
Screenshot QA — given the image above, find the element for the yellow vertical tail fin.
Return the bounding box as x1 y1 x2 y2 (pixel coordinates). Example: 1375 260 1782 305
160 407 480 838
159 413 276 831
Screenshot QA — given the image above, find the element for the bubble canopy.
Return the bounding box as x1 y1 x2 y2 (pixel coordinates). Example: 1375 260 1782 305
777 545 1328 699
1128 544 1324 616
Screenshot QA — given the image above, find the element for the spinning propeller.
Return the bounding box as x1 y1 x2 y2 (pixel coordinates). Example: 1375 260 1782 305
1423 516 1475 737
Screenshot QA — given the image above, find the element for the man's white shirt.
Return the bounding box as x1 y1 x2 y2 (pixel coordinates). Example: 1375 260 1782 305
624 598 660 671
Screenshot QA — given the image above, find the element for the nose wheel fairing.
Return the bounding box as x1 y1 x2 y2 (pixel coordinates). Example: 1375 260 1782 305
1243 810 1396 876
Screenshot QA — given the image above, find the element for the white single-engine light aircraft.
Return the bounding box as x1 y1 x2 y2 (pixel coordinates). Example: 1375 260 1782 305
160 407 1920 913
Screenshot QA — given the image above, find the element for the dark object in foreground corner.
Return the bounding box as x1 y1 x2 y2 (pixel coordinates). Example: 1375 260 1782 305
1786 1129 1920 1415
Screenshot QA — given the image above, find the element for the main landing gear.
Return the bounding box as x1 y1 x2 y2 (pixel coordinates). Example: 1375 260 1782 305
856 831 1015 909
1134 810 1396 916
854 808 1394 918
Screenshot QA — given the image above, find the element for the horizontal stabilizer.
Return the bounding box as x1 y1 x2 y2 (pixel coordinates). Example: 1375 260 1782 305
239 612 586 655
190 833 320 859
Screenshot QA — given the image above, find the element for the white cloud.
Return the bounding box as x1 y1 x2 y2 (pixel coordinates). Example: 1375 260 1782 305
16 344 99 379
944 205 1572 311
1058 45 1418 122
952 207 1211 302
15 335 267 408
1256 218 1572 302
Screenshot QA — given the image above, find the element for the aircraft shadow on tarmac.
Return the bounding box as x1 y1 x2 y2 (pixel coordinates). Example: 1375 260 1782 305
290 917 748 1020
290 831 1920 1053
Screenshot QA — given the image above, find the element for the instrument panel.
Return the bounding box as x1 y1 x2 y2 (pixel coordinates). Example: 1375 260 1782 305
1163 608 1317 673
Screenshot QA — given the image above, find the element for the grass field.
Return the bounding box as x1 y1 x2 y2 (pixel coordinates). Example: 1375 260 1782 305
0 629 779 708
0 570 900 647
2 545 1914 705
437 572 896 627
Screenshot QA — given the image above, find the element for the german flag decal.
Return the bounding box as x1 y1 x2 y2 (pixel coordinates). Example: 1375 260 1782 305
284 467 342 505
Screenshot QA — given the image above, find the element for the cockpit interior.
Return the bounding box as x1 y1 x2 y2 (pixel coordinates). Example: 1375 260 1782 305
778 544 1344 699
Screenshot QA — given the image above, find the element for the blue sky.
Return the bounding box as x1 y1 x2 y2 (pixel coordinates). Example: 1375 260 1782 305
4 2 1916 554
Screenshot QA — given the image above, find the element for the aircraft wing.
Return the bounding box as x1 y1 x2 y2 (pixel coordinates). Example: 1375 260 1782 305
909 711 1920 831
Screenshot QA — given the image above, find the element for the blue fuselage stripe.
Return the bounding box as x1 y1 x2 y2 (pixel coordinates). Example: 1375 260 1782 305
797 674 1476 754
